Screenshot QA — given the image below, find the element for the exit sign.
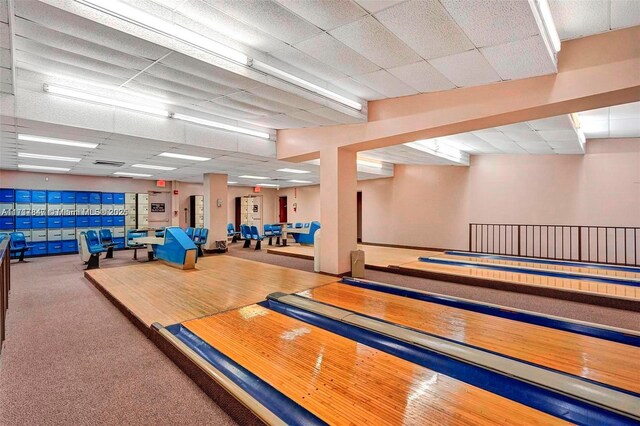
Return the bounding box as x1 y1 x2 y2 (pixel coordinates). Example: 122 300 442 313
156 180 166 187
254 186 261 193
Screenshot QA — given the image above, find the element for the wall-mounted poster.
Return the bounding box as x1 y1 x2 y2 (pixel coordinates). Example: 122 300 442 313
151 203 166 212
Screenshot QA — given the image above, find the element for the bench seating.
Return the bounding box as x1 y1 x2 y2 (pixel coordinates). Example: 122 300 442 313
99 229 117 259
8 232 33 262
79 230 106 269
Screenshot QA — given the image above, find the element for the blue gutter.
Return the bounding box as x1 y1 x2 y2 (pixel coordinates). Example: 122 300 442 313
418 256 640 287
446 250 640 273
341 277 639 347
261 299 636 426
166 323 327 426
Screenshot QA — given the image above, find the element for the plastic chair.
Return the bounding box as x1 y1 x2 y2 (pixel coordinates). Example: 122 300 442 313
271 225 282 245
227 223 239 243
241 225 252 248
185 227 195 240
295 222 303 228
84 230 107 269
195 228 208 257
9 232 33 261
250 225 263 250
193 227 202 242
99 229 117 259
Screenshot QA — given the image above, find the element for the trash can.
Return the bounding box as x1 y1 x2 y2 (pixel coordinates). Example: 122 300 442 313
351 249 365 278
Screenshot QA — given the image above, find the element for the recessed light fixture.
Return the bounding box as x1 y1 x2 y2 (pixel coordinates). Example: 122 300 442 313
227 181 238 184
18 134 98 149
44 84 169 116
158 152 211 161
18 153 81 162
238 175 270 180
277 168 311 174
404 139 469 165
172 113 271 139
257 183 279 187
18 164 71 172
288 180 312 184
113 172 153 177
131 164 176 171
357 158 383 169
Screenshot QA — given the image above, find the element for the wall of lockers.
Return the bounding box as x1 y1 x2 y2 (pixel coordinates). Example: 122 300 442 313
0 188 149 257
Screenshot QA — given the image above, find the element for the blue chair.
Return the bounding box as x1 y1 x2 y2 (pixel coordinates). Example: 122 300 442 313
185 227 195 240
272 225 282 245
263 224 275 246
155 228 165 238
241 224 252 248
9 232 33 261
293 221 321 245
250 225 263 250
303 223 310 228
99 229 117 259
127 229 149 260
295 222 303 228
193 227 202 242
83 230 106 269
194 228 208 257
227 223 239 243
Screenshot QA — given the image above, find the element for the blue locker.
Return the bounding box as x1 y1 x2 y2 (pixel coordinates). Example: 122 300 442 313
76 216 90 227
15 189 31 203
47 241 63 254
61 191 76 203
114 215 125 226
31 217 47 229
0 217 14 230
15 216 31 229
47 217 63 228
89 216 101 227
31 190 46 203
62 216 76 228
62 240 78 253
113 193 125 205
102 216 114 226
89 192 101 204
31 242 47 256
113 237 125 249
47 191 62 203
76 192 90 203
0 188 14 203
101 193 114 204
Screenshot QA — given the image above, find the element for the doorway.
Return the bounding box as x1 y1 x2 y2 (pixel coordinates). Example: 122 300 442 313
148 191 172 229
235 197 241 230
279 196 288 223
357 191 362 243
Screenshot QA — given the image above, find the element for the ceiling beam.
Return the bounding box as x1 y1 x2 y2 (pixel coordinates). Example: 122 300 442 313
276 27 640 162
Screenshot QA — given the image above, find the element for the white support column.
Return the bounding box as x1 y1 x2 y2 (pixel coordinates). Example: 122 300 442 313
203 173 228 251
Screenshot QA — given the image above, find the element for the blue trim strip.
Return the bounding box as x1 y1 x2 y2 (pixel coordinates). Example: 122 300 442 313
291 294 640 398
418 257 640 287
340 277 640 347
446 250 640 273
166 324 327 426
262 300 636 425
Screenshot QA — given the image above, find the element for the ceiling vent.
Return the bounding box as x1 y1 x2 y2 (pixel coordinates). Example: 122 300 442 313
93 160 125 167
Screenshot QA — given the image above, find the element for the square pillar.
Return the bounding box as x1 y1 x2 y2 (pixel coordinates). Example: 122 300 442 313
203 173 228 251
320 147 358 275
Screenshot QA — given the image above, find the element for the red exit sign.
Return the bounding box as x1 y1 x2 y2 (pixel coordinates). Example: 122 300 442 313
156 179 166 187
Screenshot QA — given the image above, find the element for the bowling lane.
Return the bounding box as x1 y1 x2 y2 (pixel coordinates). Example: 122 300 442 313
300 283 640 394
182 305 567 425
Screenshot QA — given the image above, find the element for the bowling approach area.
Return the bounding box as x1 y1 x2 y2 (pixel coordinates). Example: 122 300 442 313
84 253 640 425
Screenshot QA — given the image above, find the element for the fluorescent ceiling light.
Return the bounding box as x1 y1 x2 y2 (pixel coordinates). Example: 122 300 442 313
530 0 561 53
18 134 98 149
81 0 248 65
277 168 311 174
158 152 211 161
18 152 81 162
227 181 238 184
172 113 270 139
252 61 362 111
44 84 169 116
405 139 470 165
18 164 70 172
114 172 153 177
288 180 312 184
132 164 176 171
238 175 270 179
357 158 383 169
257 183 279 187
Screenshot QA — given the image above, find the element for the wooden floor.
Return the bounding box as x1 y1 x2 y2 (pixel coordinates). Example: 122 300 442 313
400 260 640 300
85 256 336 327
182 305 567 425
435 253 640 280
268 243 441 267
300 283 640 393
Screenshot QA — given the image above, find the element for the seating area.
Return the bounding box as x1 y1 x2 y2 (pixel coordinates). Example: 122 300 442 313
183 227 209 257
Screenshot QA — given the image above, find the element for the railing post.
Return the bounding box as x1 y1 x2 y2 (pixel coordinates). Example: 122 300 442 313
469 224 472 252
577 226 582 262
517 225 521 256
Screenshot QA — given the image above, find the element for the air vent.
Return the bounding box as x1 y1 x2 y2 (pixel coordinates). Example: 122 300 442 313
93 160 125 167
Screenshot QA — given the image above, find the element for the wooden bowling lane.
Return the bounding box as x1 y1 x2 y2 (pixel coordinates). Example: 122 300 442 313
400 260 640 300
182 305 567 425
434 253 640 280
300 283 640 394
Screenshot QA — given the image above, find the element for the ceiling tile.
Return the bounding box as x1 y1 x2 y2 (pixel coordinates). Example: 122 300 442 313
501 130 545 142
609 118 640 138
268 45 347 82
548 0 609 40
160 53 260 90
295 33 380 76
429 49 501 87
329 16 421 68
288 110 341 126
142 64 236 96
537 129 578 140
387 60 455 93
527 115 573 130
354 0 405 14
202 0 323 44
609 102 640 119
275 0 367 30
375 0 474 59
352 69 417 98
227 91 300 114
440 0 539 47
611 0 640 29
473 130 513 143
481 35 556 80
330 76 386 100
